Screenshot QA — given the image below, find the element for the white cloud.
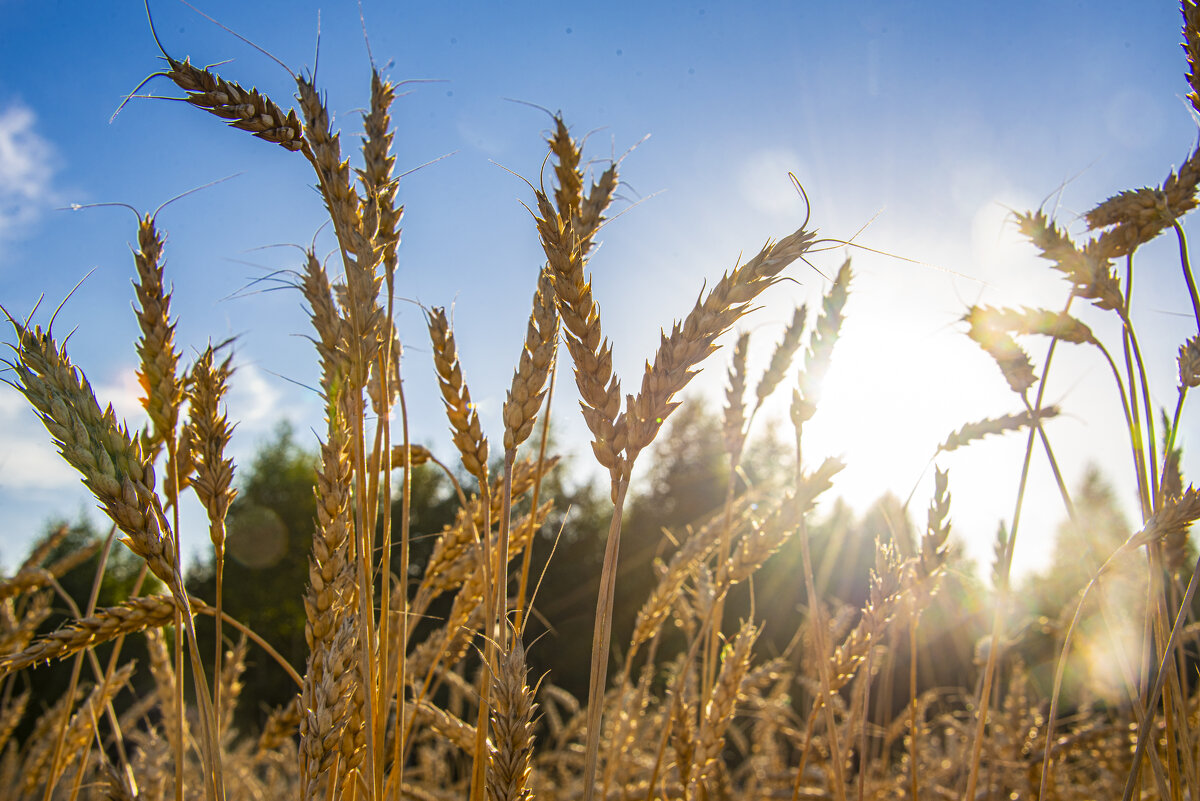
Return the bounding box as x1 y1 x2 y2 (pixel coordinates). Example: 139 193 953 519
0 102 57 243
227 361 287 431
94 365 150 427
0 386 78 490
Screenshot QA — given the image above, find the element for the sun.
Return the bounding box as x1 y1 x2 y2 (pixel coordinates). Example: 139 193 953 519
735 262 1080 583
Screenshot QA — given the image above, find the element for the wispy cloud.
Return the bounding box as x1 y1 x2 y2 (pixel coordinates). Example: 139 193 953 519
0 101 58 246
0 387 78 490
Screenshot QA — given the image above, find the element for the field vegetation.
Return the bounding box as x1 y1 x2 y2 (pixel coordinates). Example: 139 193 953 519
3 4 1200 800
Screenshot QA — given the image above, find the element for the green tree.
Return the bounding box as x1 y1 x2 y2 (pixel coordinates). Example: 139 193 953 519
1021 465 1140 707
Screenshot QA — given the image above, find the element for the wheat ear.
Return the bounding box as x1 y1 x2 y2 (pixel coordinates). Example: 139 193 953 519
487 633 537 801
692 622 758 796
164 56 303 151
534 189 626 485
0 594 184 676
4 322 181 593
627 228 819 458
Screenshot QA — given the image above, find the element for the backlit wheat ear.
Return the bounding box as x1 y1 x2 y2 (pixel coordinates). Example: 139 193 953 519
297 76 385 385
0 531 98 602
428 306 490 482
967 305 1097 345
792 258 851 425
390 442 433 468
828 542 903 694
163 56 304 151
1014 210 1124 311
964 305 1037 395
19 685 84 795
0 690 29 757
300 616 358 801
938 406 1060 453
0 565 53 603
296 76 363 246
487 633 537 801
754 304 807 412
1186 1 1200 113
1125 485 1200 551
18 524 70 573
629 501 751 652
535 189 626 485
300 248 349 395
692 622 758 793
723 331 750 460
549 116 585 218
0 594 51 656
1084 142 1200 256
216 636 248 733
921 468 952 576
577 163 618 252
37 662 137 796
303 409 355 660
628 227 820 459
254 696 303 759
1179 335 1200 388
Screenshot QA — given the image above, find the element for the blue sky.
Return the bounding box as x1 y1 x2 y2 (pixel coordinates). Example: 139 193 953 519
0 1 1196 579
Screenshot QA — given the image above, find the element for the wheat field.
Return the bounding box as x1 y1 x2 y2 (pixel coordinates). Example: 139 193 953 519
2 3 1200 801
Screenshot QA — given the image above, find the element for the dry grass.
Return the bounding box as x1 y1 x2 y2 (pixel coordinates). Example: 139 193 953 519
5 5 1200 801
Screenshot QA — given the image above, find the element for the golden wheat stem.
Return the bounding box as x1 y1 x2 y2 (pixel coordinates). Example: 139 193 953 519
964 419 1044 801
1172 221 1200 331
497 451 517 652
514 360 556 631
165 437 188 801
42 603 89 801
1113 291 1155 519
797 514 848 801
906 615 918 801
580 475 631 801
703 332 751 708
387 373 414 797
470 481 497 801
350 392 382 801
1123 548 1200 801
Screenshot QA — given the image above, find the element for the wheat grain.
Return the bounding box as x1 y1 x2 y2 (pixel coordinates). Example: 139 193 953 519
131 213 183 462
692 623 758 794
628 228 819 458
188 346 236 527
792 259 851 425
1015 210 1125 311
428 306 490 482
164 57 303 151
487 635 537 801
754 305 807 412
964 306 1038 395
938 406 1060 452
0 594 186 676
504 267 559 452
723 331 751 460
5 322 182 593
357 69 402 274
534 189 625 483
